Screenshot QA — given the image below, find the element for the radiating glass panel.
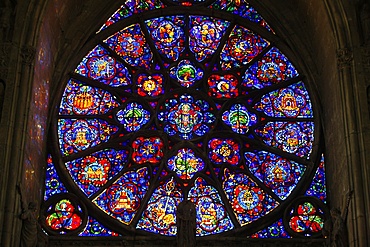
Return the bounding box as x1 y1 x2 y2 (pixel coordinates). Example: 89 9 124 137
59 79 120 115
145 16 185 61
255 82 313 118
58 119 119 156
222 169 279 226
75 45 132 87
189 16 230 62
188 177 234 236
65 149 129 197
93 167 150 225
243 47 298 90
255 122 314 158
245 151 306 199
220 25 270 69
137 178 182 236
104 24 153 69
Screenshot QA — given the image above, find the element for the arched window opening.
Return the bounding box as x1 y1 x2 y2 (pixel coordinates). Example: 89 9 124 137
42 0 328 239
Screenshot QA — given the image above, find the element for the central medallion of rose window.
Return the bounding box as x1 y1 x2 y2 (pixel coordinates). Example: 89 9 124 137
158 93 216 140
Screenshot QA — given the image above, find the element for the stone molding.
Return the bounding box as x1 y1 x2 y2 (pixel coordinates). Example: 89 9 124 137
0 42 13 80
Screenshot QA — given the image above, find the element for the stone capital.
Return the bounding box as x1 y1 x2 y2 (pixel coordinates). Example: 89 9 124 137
337 47 353 69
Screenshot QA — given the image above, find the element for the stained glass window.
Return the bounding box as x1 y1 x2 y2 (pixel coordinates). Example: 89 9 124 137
43 0 328 239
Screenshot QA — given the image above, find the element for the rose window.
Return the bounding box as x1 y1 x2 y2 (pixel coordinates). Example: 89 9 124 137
43 0 327 239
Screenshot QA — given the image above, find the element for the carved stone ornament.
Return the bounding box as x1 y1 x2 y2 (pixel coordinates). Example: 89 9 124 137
21 45 36 65
337 48 353 69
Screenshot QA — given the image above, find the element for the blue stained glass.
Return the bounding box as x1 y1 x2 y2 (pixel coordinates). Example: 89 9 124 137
189 16 230 62
75 45 132 87
137 178 182 236
255 82 313 118
243 47 298 90
222 168 279 226
98 0 165 32
116 102 151 132
58 119 119 156
222 103 258 134
158 93 216 140
188 177 234 236
245 151 306 199
255 122 314 158
220 25 270 70
167 148 205 179
65 149 129 197
305 154 327 203
145 16 185 61
80 217 120 236
210 0 273 32
47 0 326 238
104 24 153 69
59 79 120 115
93 167 150 225
170 60 203 87
250 219 291 238
44 154 68 201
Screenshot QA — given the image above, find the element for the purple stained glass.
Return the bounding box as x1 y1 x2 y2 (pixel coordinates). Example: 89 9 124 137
145 16 185 61
104 24 153 69
188 177 234 236
255 122 314 158
170 60 203 87
245 151 306 199
220 25 269 70
189 16 230 62
65 149 129 197
93 167 150 225
137 178 182 236
305 154 327 203
243 47 298 90
75 45 132 87
80 217 120 236
158 93 215 140
222 168 279 226
222 104 258 134
210 0 273 32
250 219 291 238
44 155 68 201
116 102 151 132
255 82 313 118
208 138 240 165
167 148 205 180
59 79 120 115
58 119 119 156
